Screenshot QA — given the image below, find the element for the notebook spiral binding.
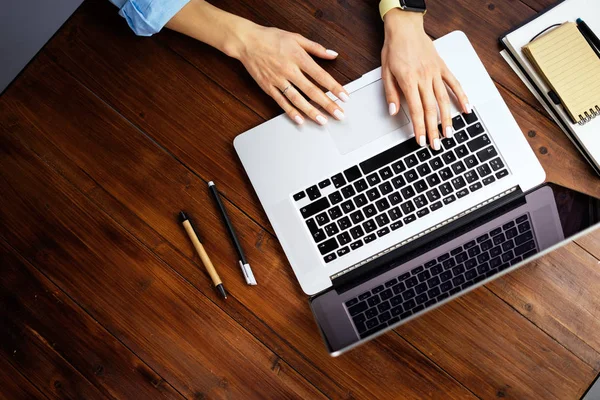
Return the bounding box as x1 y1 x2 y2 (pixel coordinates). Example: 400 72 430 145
578 105 600 125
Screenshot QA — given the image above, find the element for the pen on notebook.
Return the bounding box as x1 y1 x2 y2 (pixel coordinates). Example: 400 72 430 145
208 181 257 286
577 18 600 58
179 211 227 299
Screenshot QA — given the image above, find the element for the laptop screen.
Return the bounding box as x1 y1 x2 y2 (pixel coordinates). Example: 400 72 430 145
311 183 600 355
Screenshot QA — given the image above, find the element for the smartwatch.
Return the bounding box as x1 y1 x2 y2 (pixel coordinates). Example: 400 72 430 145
379 0 427 20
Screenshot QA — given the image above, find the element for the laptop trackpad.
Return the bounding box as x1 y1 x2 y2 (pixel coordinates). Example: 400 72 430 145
326 81 411 155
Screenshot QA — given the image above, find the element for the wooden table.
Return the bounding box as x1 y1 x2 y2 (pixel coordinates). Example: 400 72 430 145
1 0 600 398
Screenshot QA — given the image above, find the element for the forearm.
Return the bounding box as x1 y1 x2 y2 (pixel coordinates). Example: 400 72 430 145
165 0 254 59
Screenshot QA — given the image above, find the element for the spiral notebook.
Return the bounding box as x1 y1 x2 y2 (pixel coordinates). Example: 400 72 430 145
522 22 600 125
500 0 600 176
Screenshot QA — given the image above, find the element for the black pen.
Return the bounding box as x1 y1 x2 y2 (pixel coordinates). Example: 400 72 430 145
208 181 257 285
577 18 600 59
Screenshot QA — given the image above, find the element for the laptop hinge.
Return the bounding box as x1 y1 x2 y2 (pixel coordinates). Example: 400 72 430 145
330 186 523 293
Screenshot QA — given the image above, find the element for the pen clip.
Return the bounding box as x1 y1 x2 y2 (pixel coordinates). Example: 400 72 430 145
239 260 257 286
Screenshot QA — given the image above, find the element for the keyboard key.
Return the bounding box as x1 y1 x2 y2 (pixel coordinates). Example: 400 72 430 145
452 275 466 286
455 145 469 158
373 285 385 294
413 194 428 209
318 238 338 255
464 155 479 169
392 283 406 295
328 191 343 205
417 270 431 282
443 195 456 205
515 231 533 246
463 111 478 124
429 157 444 171
364 233 377 243
344 166 362 182
467 123 484 137
401 201 416 214
377 227 390 237
392 160 406 174
360 139 420 174
481 239 493 252
417 164 432 177
426 173 441 187
416 148 431 162
328 206 342 220
427 276 441 288
456 189 469 198
350 240 364 250
414 179 428 193
293 191 306 201
376 213 390 227
506 227 518 239
350 210 365 224
337 216 351 230
363 219 377 233
405 154 418 168
379 167 393 180
388 206 402 221
366 308 378 319
388 192 402 206
490 157 504 171
467 134 491 152
451 176 466 190
354 179 369 193
440 270 453 282
477 146 498 163
514 240 536 257
341 200 356 213
455 130 469 143
411 266 425 275
400 186 416 199
403 214 417 224
306 218 319 234
324 223 340 237
516 215 528 224
318 179 331 189
403 288 416 300
442 152 457 165
490 227 502 236
451 160 466 175
366 188 381 201
439 167 453 181
385 278 398 287
367 173 381 186
426 188 441 202
467 245 481 258
359 291 371 301
346 298 359 308
483 176 495 186
337 246 350 257
464 170 478 183
378 300 391 312
350 226 365 239
301 197 330 219
341 185 356 199
439 182 453 195
392 176 406 189
452 115 466 130
503 221 515 230
441 137 457 149
379 181 393 196
494 168 507 179
404 169 418 183
331 173 346 188
306 185 321 200
375 198 391 212
415 293 428 305
390 222 403 231
363 204 377 218
348 301 367 316
354 193 368 208
315 212 330 226
337 231 351 245
469 182 482 192
417 208 430 218
476 164 492 177
430 201 443 211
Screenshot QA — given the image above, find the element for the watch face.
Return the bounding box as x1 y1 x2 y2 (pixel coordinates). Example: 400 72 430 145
403 0 426 10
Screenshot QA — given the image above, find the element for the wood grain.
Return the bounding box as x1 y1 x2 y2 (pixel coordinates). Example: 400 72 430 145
0 354 48 400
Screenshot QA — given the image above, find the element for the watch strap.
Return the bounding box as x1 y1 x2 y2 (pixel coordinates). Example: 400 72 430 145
379 0 402 21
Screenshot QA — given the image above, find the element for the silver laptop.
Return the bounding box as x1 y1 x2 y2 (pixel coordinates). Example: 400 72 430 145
234 31 600 355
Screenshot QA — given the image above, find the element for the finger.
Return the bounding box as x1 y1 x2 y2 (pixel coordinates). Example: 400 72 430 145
442 66 471 114
419 81 441 151
283 84 329 125
433 77 453 139
292 70 345 121
294 34 339 60
382 67 400 116
269 85 305 125
399 79 427 147
301 57 349 102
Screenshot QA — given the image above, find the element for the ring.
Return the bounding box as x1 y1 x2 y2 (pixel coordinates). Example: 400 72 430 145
281 85 292 95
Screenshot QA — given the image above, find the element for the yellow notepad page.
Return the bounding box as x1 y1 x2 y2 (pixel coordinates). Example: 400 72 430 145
523 22 600 124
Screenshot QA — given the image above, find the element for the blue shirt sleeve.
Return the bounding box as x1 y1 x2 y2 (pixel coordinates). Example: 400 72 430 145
108 0 190 36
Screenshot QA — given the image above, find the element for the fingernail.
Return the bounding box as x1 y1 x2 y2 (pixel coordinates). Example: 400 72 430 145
389 103 397 116
433 138 441 151
339 92 349 102
446 126 454 138
465 103 473 113
419 135 426 147
316 115 328 125
294 115 304 125
333 109 345 121
326 49 338 57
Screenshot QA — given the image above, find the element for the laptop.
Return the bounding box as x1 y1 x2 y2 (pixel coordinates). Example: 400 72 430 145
234 31 600 355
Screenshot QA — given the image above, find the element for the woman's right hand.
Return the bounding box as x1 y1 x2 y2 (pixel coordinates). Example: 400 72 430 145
228 23 349 126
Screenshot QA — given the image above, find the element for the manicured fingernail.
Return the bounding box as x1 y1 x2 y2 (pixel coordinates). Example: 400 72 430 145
389 103 397 116
446 126 454 138
333 109 345 120
433 138 441 151
326 49 338 57
316 115 328 125
465 103 473 113
339 92 349 102
294 115 304 125
419 135 426 147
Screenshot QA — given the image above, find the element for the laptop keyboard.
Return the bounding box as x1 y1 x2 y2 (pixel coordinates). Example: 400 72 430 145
293 110 510 264
344 213 537 339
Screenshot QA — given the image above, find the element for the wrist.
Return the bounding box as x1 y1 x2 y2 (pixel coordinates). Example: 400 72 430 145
220 18 259 60
383 9 424 34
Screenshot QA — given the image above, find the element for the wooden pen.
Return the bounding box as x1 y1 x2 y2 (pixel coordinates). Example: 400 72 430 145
179 211 227 299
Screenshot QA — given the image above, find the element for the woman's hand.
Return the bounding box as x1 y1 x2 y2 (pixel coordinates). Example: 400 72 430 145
230 24 349 126
381 10 470 150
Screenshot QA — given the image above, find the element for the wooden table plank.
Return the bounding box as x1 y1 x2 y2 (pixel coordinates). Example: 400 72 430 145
576 229 600 260
0 115 325 400
0 55 475 399
0 355 48 400
0 239 184 399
